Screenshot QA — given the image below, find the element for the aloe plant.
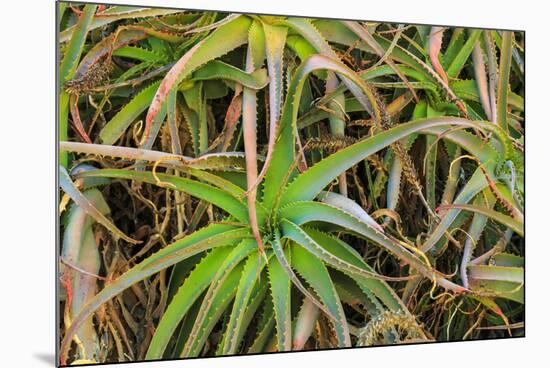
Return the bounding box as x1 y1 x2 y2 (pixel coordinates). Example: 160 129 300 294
58 3 524 365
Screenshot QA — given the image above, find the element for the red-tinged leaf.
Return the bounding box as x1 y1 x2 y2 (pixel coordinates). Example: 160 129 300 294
143 15 252 142
69 93 92 143
428 26 448 84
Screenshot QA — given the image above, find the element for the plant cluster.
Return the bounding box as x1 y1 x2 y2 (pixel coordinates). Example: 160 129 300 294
58 3 524 365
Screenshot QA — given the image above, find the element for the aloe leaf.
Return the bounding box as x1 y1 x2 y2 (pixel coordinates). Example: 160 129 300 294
303 228 406 313
185 13 241 34
196 84 208 155
386 149 403 214
74 29 146 81
62 141 247 171
251 22 287 192
360 64 430 82
70 225 100 360
119 24 187 43
59 166 140 244
191 60 268 89
438 203 523 237
460 192 496 288
292 297 319 350
112 45 168 63
471 42 492 119
62 189 107 361
442 28 465 68
313 20 434 83
182 81 208 153
166 253 204 301
497 31 514 132
182 262 245 357
222 251 270 354
169 294 203 357
267 247 292 351
61 189 105 275
318 191 383 232
326 73 348 195
272 230 338 322
281 218 399 284
59 4 97 86
468 263 524 304
283 117 501 207
446 29 482 79
284 18 382 120
471 280 523 304
247 294 276 353
248 20 266 69
263 54 388 211
63 143 264 219
144 15 252 141
304 66 429 120
241 41 265 255
286 34 318 61
421 166 492 253
493 253 524 268
77 168 250 223
468 265 523 283
428 26 447 84
59 4 97 167
311 19 374 52
297 89 415 130
224 277 268 353
59 7 182 43
425 105 443 211
290 242 351 347
99 80 161 144
279 202 464 292
146 247 234 359
60 224 249 362
59 93 71 168
182 240 257 356
58 2 67 27
343 21 418 99
331 270 380 313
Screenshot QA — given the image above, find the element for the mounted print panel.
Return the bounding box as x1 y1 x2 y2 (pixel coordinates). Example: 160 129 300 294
57 2 525 366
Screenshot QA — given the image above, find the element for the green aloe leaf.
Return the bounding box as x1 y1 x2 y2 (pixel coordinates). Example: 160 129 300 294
182 262 245 357
267 247 292 351
279 201 463 292
99 81 161 144
283 117 501 206
280 218 396 286
438 203 523 237
290 242 351 347
112 45 168 63
59 4 97 85
144 15 252 141
182 240 257 356
76 168 250 223
191 60 268 89
59 224 250 361
59 166 140 244
221 251 270 354
446 29 482 79
263 54 386 211
497 31 514 132
146 246 234 359
59 4 97 167
59 7 182 42
303 228 406 313
468 265 524 303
